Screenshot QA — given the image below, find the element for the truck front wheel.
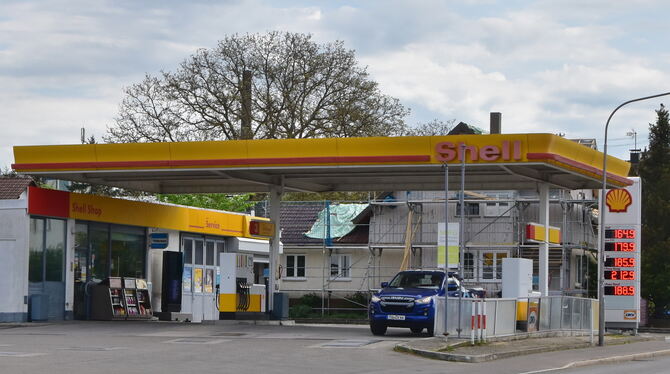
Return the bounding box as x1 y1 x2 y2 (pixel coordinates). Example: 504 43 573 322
370 322 387 336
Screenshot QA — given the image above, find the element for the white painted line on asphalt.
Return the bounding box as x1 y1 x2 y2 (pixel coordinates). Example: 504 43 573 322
518 348 670 374
0 352 47 357
59 347 127 352
312 339 402 349
164 338 230 344
319 339 382 347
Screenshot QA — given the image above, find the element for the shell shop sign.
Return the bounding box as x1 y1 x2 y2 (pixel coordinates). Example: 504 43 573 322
435 140 522 162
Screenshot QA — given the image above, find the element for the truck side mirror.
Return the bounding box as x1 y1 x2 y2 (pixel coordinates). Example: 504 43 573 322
381 282 388 288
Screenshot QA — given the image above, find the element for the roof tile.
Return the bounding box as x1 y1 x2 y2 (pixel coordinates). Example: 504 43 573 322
0 177 34 199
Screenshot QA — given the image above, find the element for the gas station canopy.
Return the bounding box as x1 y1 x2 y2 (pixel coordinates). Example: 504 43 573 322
12 134 631 193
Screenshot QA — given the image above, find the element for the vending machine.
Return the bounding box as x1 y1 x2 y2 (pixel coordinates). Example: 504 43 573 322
218 253 266 319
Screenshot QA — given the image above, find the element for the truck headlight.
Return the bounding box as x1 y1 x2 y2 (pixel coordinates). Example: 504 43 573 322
371 295 381 303
415 296 433 304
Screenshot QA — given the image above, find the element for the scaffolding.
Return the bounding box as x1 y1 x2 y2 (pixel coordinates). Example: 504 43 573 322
275 191 599 313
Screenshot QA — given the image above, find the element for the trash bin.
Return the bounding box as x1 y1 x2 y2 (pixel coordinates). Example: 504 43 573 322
272 292 289 320
30 294 49 321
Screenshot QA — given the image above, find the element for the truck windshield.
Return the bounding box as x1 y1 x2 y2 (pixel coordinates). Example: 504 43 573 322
388 272 445 289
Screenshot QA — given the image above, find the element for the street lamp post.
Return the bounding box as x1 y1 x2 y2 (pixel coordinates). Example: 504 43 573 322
598 91 670 347
444 163 449 338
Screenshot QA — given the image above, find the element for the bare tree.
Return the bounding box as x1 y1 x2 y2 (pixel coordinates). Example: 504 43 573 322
105 32 409 143
403 119 457 136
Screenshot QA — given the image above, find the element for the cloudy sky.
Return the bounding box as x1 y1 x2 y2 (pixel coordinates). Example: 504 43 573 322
1 0 668 169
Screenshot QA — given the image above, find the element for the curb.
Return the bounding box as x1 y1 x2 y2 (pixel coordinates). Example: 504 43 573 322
394 341 594 363
519 348 670 373
205 319 296 326
0 322 49 329
395 335 664 363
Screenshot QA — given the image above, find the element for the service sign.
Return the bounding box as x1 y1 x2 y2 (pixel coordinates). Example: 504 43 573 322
249 219 275 238
603 177 641 326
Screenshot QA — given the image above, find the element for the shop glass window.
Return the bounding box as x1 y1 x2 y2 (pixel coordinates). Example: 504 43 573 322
110 225 145 278
29 218 66 283
28 218 45 282
45 219 66 282
216 241 225 266
89 224 110 281
206 241 215 266
183 239 193 264
74 223 88 282
286 255 305 278
194 240 204 265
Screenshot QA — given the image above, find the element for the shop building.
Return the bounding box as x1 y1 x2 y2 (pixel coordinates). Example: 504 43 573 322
0 179 270 322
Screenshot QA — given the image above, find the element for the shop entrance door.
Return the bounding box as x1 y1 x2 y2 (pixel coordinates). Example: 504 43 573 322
28 217 66 320
182 236 224 322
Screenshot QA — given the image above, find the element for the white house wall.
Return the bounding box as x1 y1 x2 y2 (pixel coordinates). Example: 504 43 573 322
281 247 405 299
0 199 29 321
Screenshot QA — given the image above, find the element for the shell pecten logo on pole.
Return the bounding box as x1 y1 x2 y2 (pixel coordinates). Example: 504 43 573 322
606 189 633 213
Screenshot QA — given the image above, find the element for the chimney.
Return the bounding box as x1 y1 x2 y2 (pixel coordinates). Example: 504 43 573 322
490 112 501 134
629 150 640 164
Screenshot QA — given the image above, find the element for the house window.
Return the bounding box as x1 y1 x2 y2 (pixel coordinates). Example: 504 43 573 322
575 254 588 287
482 251 507 280
463 252 475 280
484 192 512 217
286 255 306 278
456 202 480 216
330 254 351 279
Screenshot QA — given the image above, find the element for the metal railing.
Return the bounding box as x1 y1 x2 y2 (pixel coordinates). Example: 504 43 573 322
436 296 598 338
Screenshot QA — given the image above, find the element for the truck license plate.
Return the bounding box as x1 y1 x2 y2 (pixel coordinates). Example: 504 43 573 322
387 315 405 320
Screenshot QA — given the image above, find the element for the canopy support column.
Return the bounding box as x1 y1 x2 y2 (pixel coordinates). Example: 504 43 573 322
268 185 283 314
539 183 549 296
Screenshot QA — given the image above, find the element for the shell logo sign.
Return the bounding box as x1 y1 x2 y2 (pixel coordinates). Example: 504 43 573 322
606 189 633 213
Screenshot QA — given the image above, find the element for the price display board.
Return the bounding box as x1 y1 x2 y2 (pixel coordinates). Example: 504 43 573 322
604 229 636 239
604 257 635 267
604 285 636 296
604 270 635 280
604 242 636 252
603 224 640 326
602 179 641 329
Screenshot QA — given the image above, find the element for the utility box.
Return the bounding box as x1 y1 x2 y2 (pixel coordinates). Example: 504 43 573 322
272 292 289 320
30 294 49 321
502 258 533 298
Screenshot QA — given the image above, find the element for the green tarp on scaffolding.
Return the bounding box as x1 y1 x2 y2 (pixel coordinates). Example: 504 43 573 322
304 203 368 239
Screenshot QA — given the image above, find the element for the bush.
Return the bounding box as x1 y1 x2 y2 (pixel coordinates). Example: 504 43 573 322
347 291 368 307
299 293 321 308
289 304 313 318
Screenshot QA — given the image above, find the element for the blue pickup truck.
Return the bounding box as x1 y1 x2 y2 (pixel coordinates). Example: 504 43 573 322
368 270 465 336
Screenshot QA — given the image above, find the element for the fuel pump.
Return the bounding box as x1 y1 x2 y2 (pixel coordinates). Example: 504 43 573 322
218 253 266 319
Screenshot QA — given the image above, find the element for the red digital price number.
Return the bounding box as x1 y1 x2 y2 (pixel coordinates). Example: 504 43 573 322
604 257 635 267
605 229 636 239
604 270 635 280
604 242 636 252
605 285 635 296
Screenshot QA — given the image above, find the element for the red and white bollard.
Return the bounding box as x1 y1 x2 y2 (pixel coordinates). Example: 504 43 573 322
470 299 487 345
470 300 477 345
481 300 487 343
